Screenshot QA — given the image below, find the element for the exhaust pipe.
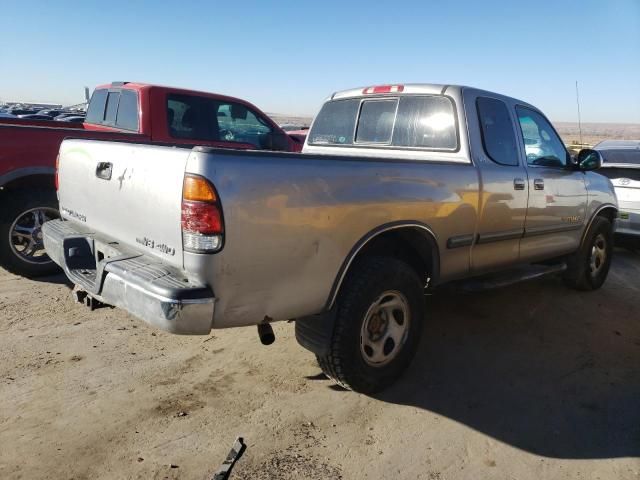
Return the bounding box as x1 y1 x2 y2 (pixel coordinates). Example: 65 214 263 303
257 323 275 345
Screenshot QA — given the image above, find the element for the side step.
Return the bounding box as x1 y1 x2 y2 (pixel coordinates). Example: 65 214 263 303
448 263 567 293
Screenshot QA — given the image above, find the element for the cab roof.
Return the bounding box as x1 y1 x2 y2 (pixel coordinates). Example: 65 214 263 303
329 83 536 110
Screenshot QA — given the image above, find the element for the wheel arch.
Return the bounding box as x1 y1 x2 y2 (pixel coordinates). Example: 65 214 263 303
0 167 56 192
325 221 440 310
581 204 617 245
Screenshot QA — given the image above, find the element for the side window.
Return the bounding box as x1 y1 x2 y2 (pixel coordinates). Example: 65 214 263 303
476 97 519 166
392 96 457 149
166 94 274 148
115 90 139 131
516 106 568 168
355 99 397 144
85 89 108 124
214 101 272 147
104 92 120 125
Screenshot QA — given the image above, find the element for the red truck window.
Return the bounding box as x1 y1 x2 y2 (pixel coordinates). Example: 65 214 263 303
85 88 139 132
116 90 139 131
86 89 108 124
105 92 119 124
167 94 273 148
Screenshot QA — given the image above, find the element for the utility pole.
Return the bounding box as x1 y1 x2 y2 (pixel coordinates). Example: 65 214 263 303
575 80 583 145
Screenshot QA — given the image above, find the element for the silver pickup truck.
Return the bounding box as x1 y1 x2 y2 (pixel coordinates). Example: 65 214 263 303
44 84 617 393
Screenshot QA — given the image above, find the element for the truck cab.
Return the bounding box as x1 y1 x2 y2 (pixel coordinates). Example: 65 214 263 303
83 82 301 152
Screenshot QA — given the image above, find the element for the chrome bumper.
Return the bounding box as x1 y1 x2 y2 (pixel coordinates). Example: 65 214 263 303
43 219 215 334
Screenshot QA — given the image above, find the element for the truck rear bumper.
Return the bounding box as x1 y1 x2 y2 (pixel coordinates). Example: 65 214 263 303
43 219 215 334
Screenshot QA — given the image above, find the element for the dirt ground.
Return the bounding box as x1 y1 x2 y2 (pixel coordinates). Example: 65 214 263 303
1 249 639 480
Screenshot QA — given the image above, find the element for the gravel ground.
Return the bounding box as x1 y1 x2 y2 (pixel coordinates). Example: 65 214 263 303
1 248 639 479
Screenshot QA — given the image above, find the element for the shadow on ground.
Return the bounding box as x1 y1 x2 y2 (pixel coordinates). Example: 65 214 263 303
377 249 640 459
30 271 73 287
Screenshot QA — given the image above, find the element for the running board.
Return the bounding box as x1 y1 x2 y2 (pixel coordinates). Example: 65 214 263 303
448 263 567 293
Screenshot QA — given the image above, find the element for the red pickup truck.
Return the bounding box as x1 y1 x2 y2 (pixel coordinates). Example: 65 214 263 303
0 82 303 277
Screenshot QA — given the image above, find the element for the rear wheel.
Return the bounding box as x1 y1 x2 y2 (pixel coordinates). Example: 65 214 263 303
563 216 613 291
0 189 60 277
316 257 425 394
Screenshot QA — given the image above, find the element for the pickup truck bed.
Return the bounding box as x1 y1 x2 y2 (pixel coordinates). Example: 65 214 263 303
44 83 618 393
0 81 302 277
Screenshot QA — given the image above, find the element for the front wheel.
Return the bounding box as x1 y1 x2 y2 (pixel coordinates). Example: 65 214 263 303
0 189 60 277
563 216 613 291
316 257 425 394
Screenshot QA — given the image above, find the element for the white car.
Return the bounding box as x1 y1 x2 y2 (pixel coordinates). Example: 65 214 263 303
596 140 640 239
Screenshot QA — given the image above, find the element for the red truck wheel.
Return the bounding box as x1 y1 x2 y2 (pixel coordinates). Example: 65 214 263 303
0 189 60 277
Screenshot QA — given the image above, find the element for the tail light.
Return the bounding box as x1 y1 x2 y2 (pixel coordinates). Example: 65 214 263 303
54 154 60 190
182 174 224 253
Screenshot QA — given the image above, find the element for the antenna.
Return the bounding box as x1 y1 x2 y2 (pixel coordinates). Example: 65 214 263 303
575 80 583 145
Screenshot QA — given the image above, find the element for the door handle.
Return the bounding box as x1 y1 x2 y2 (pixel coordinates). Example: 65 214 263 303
95 162 113 180
513 178 525 190
534 178 544 190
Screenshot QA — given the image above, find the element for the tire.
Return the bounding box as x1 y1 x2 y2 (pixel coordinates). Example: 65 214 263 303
0 188 60 277
563 216 613 291
316 256 425 394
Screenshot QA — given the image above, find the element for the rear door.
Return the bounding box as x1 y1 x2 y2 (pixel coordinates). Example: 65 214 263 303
515 106 588 261
463 91 529 273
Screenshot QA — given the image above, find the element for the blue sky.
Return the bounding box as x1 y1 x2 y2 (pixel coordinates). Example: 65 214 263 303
1 0 639 122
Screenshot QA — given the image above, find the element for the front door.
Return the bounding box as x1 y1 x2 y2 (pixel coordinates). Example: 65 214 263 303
515 106 588 261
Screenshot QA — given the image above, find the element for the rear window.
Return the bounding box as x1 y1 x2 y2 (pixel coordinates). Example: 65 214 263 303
393 96 457 149
116 90 139 131
307 99 360 145
85 89 108 124
104 92 119 125
309 95 457 150
355 100 397 143
85 88 139 131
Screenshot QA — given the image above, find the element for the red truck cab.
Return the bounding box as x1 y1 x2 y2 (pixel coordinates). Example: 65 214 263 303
0 82 303 276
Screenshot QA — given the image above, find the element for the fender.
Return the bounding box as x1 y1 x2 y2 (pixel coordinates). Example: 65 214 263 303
325 220 440 310
0 167 55 188
581 203 618 245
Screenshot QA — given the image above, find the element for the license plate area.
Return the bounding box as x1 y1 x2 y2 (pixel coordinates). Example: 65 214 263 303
62 236 140 294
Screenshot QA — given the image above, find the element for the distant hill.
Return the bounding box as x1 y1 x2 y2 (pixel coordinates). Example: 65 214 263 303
554 122 640 147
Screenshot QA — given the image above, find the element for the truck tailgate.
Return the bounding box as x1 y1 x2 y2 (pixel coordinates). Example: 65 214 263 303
57 139 191 269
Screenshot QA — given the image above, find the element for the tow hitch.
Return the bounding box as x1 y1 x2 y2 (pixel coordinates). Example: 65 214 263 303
72 286 107 311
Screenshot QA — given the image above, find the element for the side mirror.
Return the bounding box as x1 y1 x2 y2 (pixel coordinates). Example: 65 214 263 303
576 149 603 171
